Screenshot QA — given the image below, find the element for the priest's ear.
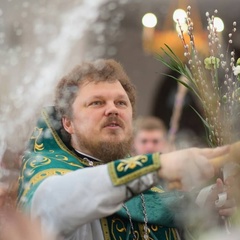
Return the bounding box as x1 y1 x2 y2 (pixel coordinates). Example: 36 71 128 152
62 117 74 134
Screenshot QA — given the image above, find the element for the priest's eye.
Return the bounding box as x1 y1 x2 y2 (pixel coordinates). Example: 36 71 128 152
90 101 102 106
116 101 127 106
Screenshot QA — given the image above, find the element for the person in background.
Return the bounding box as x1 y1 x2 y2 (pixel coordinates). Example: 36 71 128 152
133 116 169 155
132 117 211 239
17 59 234 240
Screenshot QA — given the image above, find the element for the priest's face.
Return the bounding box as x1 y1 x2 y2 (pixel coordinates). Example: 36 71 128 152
62 80 133 162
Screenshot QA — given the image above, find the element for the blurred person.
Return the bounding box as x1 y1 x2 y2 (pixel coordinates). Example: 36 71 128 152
133 116 169 154
0 210 53 240
132 116 190 237
0 185 6 208
17 59 234 240
0 180 53 240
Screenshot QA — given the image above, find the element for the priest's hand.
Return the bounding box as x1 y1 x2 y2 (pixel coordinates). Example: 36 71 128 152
158 145 229 190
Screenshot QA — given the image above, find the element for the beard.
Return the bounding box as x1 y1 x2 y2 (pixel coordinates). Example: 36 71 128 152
74 131 133 163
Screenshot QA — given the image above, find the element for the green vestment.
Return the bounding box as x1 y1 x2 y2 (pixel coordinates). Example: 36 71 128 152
18 106 189 240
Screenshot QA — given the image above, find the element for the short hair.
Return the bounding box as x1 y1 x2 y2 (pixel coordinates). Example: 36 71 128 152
55 59 137 119
133 116 167 136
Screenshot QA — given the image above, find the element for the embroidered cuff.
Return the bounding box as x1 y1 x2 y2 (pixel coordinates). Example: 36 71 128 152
107 153 161 186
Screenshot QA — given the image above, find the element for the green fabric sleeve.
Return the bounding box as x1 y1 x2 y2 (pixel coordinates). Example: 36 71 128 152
107 153 161 186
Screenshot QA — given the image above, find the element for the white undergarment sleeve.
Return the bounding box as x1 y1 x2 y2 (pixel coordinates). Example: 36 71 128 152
31 164 124 236
31 164 159 238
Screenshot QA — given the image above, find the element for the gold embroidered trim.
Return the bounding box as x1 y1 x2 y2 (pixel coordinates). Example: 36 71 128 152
100 218 111 240
150 186 164 193
165 228 179 240
108 153 161 186
31 127 44 152
42 109 102 167
21 168 72 199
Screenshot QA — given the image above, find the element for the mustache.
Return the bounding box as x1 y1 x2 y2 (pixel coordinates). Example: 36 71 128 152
102 116 124 128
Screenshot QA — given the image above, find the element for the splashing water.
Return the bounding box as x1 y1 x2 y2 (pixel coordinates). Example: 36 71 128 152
0 0 122 172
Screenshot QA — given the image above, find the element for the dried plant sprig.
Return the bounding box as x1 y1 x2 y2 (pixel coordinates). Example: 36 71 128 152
157 7 239 147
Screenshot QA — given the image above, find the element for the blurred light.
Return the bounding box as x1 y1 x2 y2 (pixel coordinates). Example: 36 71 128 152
173 9 187 24
142 13 157 28
175 22 188 34
214 17 224 32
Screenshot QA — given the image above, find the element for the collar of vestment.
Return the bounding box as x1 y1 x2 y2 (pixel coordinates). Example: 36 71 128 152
73 149 101 166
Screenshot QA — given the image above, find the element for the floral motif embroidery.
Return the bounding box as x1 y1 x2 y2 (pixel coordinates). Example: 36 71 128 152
117 156 148 172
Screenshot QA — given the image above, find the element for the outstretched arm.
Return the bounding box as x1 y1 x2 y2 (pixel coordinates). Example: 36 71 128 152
158 145 229 190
